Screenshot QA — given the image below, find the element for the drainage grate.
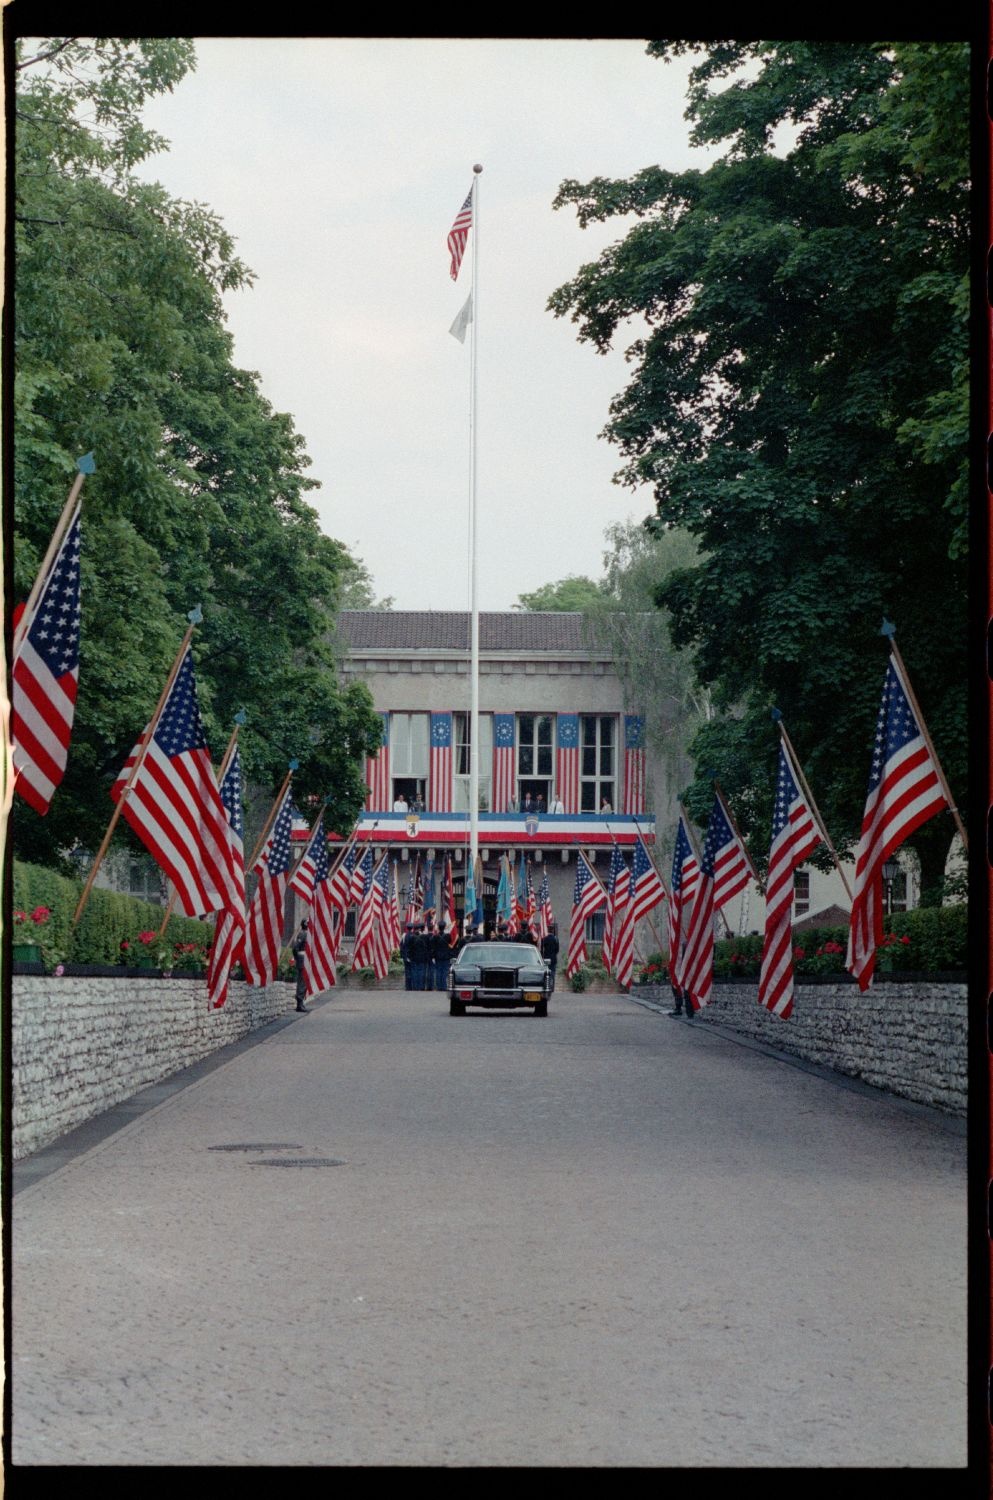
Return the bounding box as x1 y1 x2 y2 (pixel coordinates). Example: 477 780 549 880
208 1143 303 1152
249 1157 346 1168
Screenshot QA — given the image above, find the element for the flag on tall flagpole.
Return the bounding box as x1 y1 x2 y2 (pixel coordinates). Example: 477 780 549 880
449 293 473 343
757 743 822 1019
566 850 607 978
240 785 295 986
847 653 949 991
304 831 338 998
206 746 246 1009
679 795 753 1011
110 649 241 918
668 814 700 987
12 504 82 814
447 186 473 280
464 854 476 933
631 834 666 924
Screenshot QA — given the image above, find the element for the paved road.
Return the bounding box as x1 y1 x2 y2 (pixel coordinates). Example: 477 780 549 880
12 988 966 1467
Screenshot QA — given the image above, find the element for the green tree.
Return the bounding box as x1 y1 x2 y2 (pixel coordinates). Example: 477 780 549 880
14 38 382 869
514 575 606 612
548 42 968 897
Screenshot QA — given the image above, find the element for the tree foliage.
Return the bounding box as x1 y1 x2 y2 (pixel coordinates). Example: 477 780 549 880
548 42 968 897
14 38 383 868
514 575 605 612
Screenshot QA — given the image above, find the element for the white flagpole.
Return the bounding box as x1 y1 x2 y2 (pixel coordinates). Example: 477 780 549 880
468 164 482 890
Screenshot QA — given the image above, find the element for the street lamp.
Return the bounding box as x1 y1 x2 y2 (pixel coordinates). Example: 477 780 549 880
882 856 899 915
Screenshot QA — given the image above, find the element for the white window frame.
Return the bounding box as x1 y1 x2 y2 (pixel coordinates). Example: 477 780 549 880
579 714 617 812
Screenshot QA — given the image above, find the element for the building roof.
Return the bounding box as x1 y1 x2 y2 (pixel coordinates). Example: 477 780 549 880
337 610 601 653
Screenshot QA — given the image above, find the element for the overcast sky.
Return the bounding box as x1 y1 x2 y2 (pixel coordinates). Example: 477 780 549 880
133 38 719 610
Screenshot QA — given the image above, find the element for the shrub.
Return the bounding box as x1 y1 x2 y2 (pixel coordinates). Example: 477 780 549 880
711 904 967 979
569 964 591 992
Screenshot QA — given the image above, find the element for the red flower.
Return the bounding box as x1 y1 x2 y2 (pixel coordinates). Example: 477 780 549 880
137 930 158 946
792 946 805 960
30 906 51 925
13 909 26 925
120 940 130 952
899 935 910 945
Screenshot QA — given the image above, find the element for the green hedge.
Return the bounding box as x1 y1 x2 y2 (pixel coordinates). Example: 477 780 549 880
13 860 214 968
633 903 967 983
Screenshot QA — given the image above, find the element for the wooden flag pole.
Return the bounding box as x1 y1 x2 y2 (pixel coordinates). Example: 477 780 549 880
159 715 246 938
886 637 969 852
245 766 295 872
280 800 331 959
13 454 93 659
679 798 732 939
713 782 760 883
72 612 199 929
611 818 669 954
774 717 853 903
632 815 671 900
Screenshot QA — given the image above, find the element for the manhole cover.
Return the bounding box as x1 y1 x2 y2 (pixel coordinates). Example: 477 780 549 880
249 1158 346 1168
208 1143 303 1152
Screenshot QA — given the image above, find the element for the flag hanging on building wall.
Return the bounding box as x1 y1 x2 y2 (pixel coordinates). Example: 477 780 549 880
429 713 453 812
566 851 606 978
631 834 666 924
206 747 246 1010
667 815 700 987
758 743 822 1020
622 716 646 815
12 505 82 815
240 785 295 987
364 713 390 811
678 795 752 1011
111 649 240 919
556 714 580 813
447 186 473 280
847 655 949 991
492 714 515 813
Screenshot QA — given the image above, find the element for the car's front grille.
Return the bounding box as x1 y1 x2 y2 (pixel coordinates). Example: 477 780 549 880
481 969 516 989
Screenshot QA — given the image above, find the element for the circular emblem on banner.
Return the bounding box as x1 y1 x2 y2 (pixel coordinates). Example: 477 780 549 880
525 815 539 837
406 813 420 839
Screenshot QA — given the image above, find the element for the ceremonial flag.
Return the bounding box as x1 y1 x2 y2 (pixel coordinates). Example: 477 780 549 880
847 655 949 991
406 854 423 924
525 860 537 935
447 186 473 280
449 293 473 343
12 505 81 814
289 814 327 906
631 834 666 924
111 649 240 919
350 845 373 906
301 832 336 996
422 855 437 924
556 714 580 813
601 846 634 982
758 743 822 1019
429 713 453 811
364 858 393 976
537 870 553 941
364 713 390 811
565 850 606 978
388 861 403 951
495 855 511 927
492 714 516 813
206 747 246 1009
623 716 647 815
679 796 753 1011
327 843 359 921
515 859 530 934
464 856 477 932
667 815 700 986
352 853 385 969
442 854 458 944
240 785 295 986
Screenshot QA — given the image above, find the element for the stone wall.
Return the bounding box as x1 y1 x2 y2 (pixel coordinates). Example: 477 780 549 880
637 977 967 1116
12 975 298 1161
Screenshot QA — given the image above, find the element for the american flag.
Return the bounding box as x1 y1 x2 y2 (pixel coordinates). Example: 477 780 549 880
422 854 437 924
524 860 538 937
327 843 359 921
350 845 374 907
388 860 403 951
537 870 553 941
631 834 667 924
758 743 822 1019
668 815 700 986
679 795 753 1011
492 714 515 812
623 716 647 815
566 850 607 978
304 831 338 997
289 814 326 906
447 186 473 280
240 785 295 986
352 852 383 969
364 713 390 811
111 649 240 919
406 853 422 925
556 713 580 813
601 845 634 983
847 655 948 991
12 505 82 815
515 859 531 936
442 854 458 945
206 747 246 1010
429 713 453 811
366 858 394 978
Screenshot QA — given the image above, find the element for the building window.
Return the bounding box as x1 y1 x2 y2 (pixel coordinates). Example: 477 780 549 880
585 911 605 943
889 871 908 913
794 869 810 917
390 712 428 807
453 712 492 812
580 714 616 812
517 713 553 804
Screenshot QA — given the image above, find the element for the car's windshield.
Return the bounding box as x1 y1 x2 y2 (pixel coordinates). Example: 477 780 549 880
457 943 542 966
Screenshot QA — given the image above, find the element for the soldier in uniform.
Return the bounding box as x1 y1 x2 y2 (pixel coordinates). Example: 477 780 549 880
540 922 560 992
400 923 414 990
432 922 452 993
293 920 310 1013
409 923 429 990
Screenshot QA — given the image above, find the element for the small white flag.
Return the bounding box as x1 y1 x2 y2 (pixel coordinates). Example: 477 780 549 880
449 294 473 344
